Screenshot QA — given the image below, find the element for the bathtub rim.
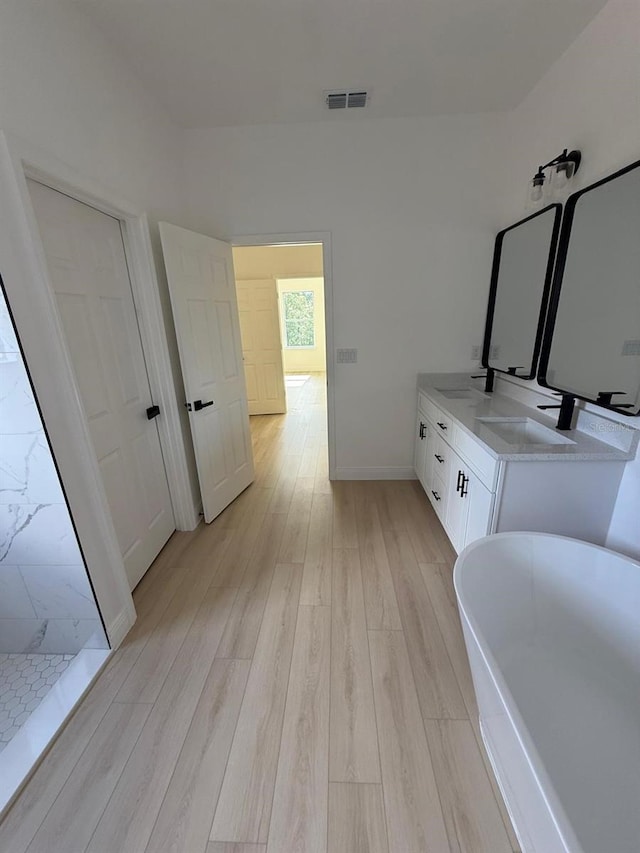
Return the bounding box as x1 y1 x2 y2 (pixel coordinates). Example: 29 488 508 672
453 532 640 853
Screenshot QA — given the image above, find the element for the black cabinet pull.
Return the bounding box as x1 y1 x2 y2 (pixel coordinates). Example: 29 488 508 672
436 421 447 431
146 405 160 420
457 470 469 498
193 399 214 411
434 454 444 463
419 421 426 440
431 490 441 502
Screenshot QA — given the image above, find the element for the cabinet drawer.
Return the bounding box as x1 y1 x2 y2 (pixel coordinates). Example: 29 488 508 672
432 411 453 437
418 391 451 435
419 394 452 435
428 472 448 520
432 435 451 479
452 426 498 489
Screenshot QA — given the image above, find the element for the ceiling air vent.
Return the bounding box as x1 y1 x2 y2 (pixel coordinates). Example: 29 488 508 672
324 90 368 110
347 91 367 108
326 92 348 110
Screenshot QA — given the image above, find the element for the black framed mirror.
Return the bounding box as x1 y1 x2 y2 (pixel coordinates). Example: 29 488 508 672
482 204 562 380
539 160 640 416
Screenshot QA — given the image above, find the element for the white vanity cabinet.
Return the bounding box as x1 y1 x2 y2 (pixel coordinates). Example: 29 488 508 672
414 383 630 555
416 392 495 552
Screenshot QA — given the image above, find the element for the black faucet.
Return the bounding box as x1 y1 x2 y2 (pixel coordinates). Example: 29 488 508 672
537 394 576 431
596 391 633 408
471 367 495 393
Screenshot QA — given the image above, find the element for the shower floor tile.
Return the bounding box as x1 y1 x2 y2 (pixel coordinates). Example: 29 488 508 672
0 653 75 752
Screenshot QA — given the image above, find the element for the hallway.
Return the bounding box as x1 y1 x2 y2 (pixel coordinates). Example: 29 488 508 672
0 373 519 853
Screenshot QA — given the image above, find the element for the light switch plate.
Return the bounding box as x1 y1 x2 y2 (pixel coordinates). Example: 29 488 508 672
337 348 357 364
622 339 640 356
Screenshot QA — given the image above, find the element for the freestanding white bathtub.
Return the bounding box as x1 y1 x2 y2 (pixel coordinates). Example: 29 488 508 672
454 532 640 853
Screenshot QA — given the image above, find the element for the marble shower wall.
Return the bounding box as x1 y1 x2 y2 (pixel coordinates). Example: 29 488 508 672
0 286 108 653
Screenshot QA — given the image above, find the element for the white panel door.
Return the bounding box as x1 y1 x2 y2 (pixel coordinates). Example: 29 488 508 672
236 278 286 415
28 180 175 590
159 222 254 523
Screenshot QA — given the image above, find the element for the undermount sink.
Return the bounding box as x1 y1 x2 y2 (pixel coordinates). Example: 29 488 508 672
475 417 576 446
436 387 485 399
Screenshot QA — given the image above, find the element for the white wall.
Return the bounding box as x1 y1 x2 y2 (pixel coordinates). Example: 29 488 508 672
499 0 640 559
185 114 505 476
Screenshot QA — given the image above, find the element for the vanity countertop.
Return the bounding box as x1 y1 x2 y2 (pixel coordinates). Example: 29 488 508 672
418 373 637 462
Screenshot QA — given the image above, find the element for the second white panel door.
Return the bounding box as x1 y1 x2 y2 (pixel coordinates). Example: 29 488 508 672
236 278 286 415
28 180 175 590
160 222 254 524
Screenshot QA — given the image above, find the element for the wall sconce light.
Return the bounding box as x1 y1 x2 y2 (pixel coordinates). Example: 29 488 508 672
527 149 582 207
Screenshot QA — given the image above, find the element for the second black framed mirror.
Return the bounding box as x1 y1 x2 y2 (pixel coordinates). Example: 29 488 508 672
482 203 562 380
539 159 640 416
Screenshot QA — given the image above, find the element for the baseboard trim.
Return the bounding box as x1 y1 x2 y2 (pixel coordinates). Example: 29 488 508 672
106 601 136 650
334 467 417 481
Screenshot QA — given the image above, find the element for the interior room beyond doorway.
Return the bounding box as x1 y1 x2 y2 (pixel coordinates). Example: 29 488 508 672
233 241 326 419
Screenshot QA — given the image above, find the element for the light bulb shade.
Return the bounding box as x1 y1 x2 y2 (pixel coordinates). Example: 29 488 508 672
526 168 546 208
551 159 575 189
525 149 581 208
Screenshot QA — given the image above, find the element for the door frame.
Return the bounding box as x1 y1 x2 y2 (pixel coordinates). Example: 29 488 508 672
231 234 336 480
0 130 198 646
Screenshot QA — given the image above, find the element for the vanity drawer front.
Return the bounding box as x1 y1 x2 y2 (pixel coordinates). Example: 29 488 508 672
432 435 451 478
429 471 448 520
452 427 498 489
433 412 453 437
419 394 452 435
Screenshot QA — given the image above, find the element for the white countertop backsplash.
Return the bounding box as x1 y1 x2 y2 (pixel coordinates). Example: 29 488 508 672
417 372 639 462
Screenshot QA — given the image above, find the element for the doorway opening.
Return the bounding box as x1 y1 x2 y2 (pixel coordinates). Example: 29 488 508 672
232 242 331 476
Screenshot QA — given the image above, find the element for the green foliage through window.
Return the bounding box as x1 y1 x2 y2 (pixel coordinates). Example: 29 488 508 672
282 290 315 348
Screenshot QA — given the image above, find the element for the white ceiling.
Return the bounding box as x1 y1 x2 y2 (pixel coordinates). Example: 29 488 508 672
70 0 609 128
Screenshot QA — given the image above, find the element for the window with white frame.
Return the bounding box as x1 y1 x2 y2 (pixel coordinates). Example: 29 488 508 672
281 290 315 348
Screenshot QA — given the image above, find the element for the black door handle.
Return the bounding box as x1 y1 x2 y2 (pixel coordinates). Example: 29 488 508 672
146 405 160 420
419 422 426 440
193 399 214 411
434 454 444 463
436 421 447 431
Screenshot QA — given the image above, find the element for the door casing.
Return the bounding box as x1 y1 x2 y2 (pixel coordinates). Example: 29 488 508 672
232 234 336 480
0 130 199 648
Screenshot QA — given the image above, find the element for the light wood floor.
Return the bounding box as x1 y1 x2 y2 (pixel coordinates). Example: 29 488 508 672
0 373 520 853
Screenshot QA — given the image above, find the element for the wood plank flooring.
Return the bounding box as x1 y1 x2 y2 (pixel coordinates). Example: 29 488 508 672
0 373 519 853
